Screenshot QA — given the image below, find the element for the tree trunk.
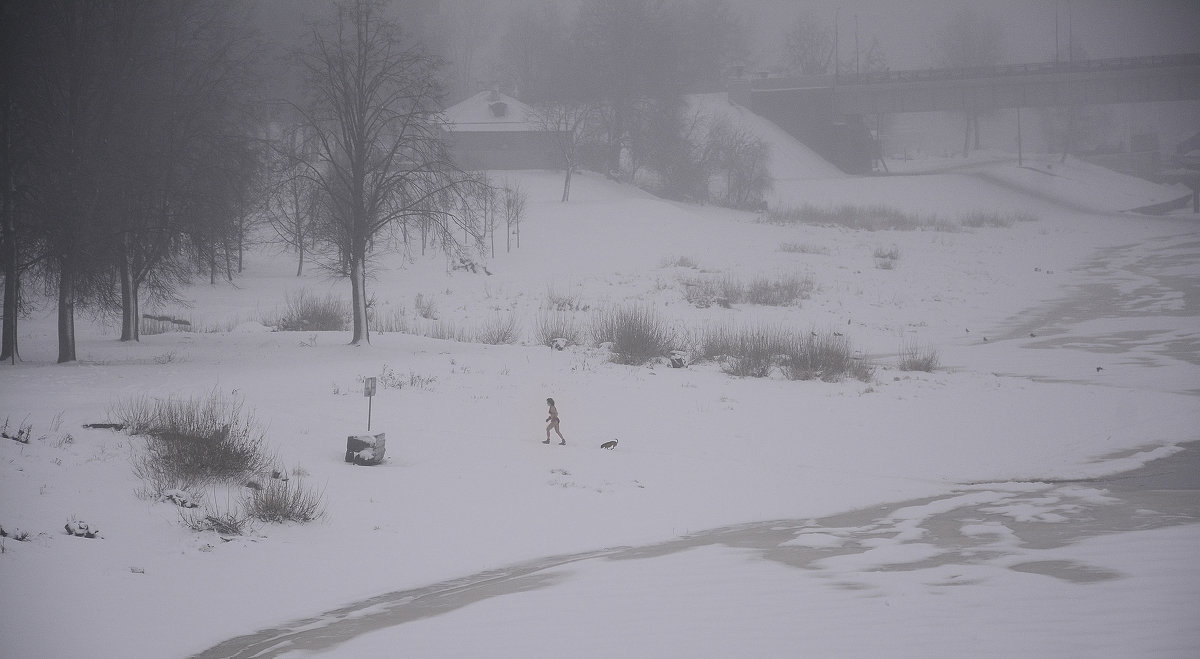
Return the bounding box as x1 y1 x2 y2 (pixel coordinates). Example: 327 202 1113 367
237 215 244 274
561 165 573 202
962 112 971 157
1 235 17 363
296 241 304 277
348 255 369 345
57 258 76 363
118 241 139 342
1 95 17 363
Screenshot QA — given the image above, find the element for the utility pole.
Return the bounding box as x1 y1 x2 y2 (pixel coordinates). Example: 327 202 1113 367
1067 0 1073 63
855 13 860 77
833 6 839 85
1017 106 1023 167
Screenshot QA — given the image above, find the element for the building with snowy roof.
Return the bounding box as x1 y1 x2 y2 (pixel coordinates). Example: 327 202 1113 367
440 90 562 170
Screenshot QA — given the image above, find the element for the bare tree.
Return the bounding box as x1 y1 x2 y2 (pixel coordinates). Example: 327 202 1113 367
534 102 600 202
782 11 834 75
296 0 474 345
437 0 492 102
265 125 321 276
502 183 525 253
18 1 151 362
934 6 1003 155
574 0 684 175
498 3 570 103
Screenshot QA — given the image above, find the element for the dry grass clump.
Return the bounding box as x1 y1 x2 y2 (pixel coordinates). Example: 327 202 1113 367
960 210 1039 228
414 293 438 320
409 313 520 345
779 332 874 382
765 203 958 232
696 325 873 382
274 289 348 331
591 303 676 365
113 392 274 493
535 311 584 348
696 323 790 377
873 245 900 269
684 273 812 308
778 242 829 255
682 275 741 308
545 285 588 311
898 337 940 372
245 479 325 523
744 274 814 306
661 255 700 269
474 313 521 345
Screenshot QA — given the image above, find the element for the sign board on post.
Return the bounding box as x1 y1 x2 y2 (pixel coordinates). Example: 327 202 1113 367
364 377 377 431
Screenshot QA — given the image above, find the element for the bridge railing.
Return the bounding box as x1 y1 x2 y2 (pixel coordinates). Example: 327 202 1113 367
790 53 1200 86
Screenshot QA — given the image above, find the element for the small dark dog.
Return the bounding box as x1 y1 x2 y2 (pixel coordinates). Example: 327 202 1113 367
600 439 618 450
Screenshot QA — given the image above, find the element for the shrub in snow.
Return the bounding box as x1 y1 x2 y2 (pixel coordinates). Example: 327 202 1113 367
535 312 583 348
246 478 325 523
898 338 940 372
162 489 199 508
414 292 438 320
704 115 773 210
873 245 900 270
960 210 1038 228
698 323 790 377
474 313 521 345
778 242 829 255
780 332 873 383
590 304 676 365
180 504 251 536
765 203 958 232
273 289 348 332
660 255 699 269
697 325 873 383
744 274 813 306
544 285 587 312
113 392 275 492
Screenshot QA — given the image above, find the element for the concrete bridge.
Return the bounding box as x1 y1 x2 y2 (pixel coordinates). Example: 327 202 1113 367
729 54 1200 174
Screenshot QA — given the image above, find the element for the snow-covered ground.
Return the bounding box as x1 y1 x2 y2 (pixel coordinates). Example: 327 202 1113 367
2 99 1198 657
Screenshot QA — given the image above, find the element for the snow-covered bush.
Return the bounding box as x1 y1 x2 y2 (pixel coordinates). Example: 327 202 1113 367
590 304 676 365
274 289 348 331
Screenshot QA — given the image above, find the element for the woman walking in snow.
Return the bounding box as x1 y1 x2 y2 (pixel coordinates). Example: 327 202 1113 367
543 397 565 445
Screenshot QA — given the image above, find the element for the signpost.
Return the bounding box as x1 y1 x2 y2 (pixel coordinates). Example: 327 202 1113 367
364 376 377 431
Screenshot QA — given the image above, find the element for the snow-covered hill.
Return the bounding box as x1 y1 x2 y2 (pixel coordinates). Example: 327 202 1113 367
2 109 1198 657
